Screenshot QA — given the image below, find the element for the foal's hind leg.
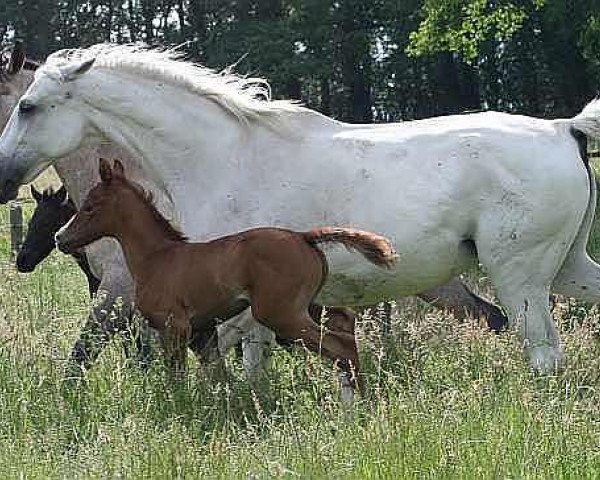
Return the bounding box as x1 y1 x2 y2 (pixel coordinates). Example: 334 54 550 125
308 304 356 336
308 305 359 401
256 303 360 401
418 278 507 333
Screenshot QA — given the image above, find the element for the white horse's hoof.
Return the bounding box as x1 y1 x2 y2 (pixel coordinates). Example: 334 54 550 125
528 344 564 374
338 372 354 405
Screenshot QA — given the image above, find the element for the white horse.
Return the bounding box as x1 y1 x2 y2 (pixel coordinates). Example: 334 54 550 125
0 44 597 372
0 45 508 383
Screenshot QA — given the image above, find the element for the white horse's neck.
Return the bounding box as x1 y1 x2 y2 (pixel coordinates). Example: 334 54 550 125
75 70 337 224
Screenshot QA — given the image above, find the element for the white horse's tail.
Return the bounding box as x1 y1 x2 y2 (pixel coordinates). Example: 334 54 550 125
552 98 599 291
559 98 600 138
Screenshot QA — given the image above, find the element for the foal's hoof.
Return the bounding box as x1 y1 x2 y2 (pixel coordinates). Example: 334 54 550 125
528 344 564 374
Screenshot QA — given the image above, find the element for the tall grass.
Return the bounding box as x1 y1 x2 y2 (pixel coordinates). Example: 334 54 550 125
1 178 600 478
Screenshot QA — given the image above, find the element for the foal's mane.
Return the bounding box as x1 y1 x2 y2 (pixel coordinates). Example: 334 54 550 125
41 44 308 128
125 180 187 242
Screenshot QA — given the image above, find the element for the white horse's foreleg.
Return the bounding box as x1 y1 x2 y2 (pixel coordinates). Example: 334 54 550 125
217 308 276 382
338 372 354 405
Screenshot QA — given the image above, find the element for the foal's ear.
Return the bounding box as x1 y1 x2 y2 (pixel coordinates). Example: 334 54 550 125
7 41 25 75
99 158 112 183
112 159 125 179
30 185 41 202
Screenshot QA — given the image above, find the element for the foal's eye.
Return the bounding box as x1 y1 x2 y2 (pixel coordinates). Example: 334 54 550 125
18 100 36 114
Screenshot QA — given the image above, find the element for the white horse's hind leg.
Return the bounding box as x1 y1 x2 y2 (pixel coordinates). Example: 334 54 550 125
478 236 576 372
496 283 562 371
552 158 600 302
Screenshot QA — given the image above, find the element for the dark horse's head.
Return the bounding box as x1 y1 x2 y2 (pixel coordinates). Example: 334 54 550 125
16 185 75 272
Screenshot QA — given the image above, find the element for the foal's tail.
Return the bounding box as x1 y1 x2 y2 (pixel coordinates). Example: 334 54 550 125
304 227 396 268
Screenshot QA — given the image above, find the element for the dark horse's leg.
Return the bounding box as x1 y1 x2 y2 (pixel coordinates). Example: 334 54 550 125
418 277 507 333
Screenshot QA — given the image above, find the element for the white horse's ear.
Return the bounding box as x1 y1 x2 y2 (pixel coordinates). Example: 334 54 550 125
63 58 96 81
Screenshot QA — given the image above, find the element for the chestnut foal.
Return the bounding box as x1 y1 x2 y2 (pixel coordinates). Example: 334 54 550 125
56 159 396 394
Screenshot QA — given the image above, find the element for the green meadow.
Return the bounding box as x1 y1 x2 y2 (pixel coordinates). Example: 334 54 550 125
1 171 600 479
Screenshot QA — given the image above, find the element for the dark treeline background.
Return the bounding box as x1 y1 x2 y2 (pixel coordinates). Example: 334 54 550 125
2 0 600 123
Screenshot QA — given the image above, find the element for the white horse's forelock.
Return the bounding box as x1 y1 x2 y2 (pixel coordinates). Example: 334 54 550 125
39 43 307 127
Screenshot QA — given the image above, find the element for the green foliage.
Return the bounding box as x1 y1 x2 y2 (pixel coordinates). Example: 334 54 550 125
408 0 545 63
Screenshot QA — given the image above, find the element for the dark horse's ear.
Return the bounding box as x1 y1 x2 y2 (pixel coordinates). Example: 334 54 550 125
55 185 68 204
30 185 41 202
99 157 112 184
112 159 125 179
8 40 25 75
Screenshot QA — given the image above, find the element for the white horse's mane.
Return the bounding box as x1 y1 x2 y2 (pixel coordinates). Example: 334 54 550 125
40 43 311 127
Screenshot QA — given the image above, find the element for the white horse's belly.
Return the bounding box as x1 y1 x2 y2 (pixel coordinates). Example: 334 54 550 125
315 229 475 305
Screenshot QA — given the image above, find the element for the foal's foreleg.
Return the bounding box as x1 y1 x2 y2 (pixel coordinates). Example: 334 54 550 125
160 311 191 380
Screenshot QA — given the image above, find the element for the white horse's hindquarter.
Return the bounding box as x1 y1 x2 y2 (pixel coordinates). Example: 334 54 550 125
475 131 590 371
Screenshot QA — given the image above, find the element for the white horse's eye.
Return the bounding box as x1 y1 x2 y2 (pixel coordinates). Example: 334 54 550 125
18 100 36 114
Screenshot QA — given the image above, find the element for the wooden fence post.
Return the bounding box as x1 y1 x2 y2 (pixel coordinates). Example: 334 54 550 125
9 201 23 259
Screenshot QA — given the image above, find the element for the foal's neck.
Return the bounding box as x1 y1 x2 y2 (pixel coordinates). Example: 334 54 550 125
114 194 184 279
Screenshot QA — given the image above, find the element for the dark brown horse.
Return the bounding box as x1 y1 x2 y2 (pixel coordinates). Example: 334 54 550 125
16 185 100 296
56 158 396 393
